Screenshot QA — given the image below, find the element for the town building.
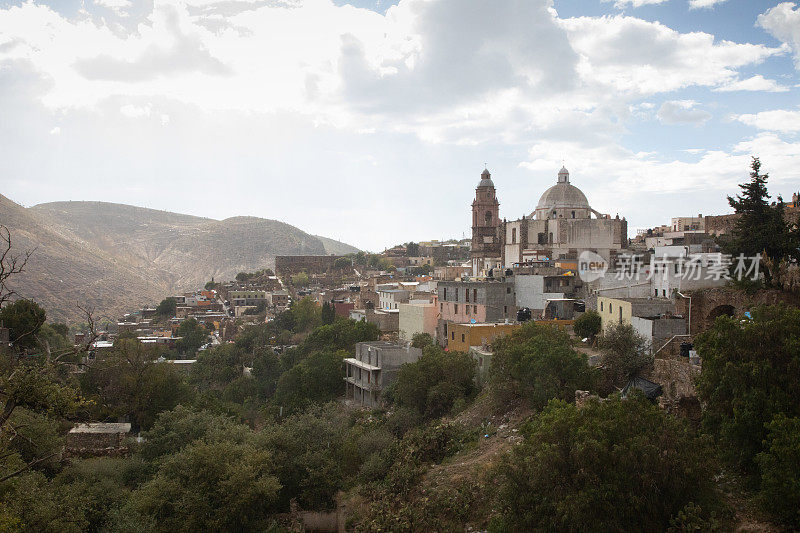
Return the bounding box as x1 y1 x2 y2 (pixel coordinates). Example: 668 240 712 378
445 322 520 352
398 301 438 342
436 279 516 345
344 342 423 407
501 167 628 268
470 169 503 275
596 296 675 332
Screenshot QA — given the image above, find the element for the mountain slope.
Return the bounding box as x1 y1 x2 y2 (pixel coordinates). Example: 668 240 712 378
0 197 355 322
314 234 360 255
1 195 169 323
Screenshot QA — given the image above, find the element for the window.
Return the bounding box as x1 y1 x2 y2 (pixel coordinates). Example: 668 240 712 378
609 304 613 314
571 211 575 218
512 228 517 244
474 305 478 313
506 287 511 294
600 302 604 311
466 289 470 303
454 304 459 314
674 263 680 274
473 289 477 302
440 303 443 311
485 211 492 224
461 334 465 342
443 287 447 300
504 306 508 314
451 332 455 340
663 289 667 297
466 306 470 315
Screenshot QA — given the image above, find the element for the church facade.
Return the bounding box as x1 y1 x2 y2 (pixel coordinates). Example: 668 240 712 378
470 167 628 275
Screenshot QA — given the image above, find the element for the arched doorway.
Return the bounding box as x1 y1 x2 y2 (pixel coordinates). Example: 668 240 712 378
707 304 735 326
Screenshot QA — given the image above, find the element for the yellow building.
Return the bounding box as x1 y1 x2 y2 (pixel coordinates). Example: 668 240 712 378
597 296 674 331
446 322 521 352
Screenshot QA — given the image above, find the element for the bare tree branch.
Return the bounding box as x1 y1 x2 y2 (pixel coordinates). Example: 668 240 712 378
0 225 34 308
0 451 59 484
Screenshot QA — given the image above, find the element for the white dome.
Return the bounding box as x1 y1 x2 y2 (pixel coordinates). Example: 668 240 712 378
532 167 592 219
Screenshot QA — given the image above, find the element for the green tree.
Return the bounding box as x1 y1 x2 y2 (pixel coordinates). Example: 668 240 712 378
155 297 177 318
290 296 320 332
721 157 800 286
405 242 420 256
410 332 434 349
755 414 800 528
273 351 345 413
257 403 353 511
598 322 652 386
175 318 208 356
321 301 336 325
333 257 352 270
79 339 192 431
574 310 601 340
392 345 476 419
0 299 46 351
125 439 280 532
695 305 800 476
490 322 596 409
291 272 310 287
495 397 724 532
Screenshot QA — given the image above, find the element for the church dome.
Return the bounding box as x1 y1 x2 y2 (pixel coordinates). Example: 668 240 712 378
477 168 495 188
532 167 592 219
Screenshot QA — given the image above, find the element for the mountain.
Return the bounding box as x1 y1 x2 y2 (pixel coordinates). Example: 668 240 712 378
314 235 360 255
0 196 358 323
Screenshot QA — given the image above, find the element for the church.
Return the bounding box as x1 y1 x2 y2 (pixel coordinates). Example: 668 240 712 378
470 167 628 275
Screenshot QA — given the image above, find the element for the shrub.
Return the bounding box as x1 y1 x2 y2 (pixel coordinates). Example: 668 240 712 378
755 414 800 528
490 322 595 409
495 396 725 531
573 310 601 339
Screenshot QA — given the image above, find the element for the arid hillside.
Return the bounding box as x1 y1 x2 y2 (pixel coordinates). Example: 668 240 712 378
1 196 358 322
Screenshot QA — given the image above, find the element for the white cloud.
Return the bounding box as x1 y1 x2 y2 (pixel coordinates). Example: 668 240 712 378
657 100 712 124
0 0 798 250
119 103 152 117
757 2 800 68
49 126 60 135
736 108 800 133
714 74 789 92
560 15 782 96
606 0 669 8
94 0 132 13
688 0 727 10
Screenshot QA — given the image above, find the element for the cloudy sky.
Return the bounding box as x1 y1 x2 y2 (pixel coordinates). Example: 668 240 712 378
0 0 798 251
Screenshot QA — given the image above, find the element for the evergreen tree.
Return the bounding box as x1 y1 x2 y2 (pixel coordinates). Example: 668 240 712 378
321 301 335 325
722 157 799 286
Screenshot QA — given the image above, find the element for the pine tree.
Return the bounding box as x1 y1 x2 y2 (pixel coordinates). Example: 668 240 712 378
722 157 798 286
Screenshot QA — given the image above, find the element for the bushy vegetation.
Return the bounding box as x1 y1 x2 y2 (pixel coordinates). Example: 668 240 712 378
493 396 725 532
390 345 477 420
695 305 800 527
490 322 596 409
573 309 601 339
598 321 652 387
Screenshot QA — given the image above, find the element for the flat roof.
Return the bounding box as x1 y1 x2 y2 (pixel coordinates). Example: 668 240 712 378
69 422 131 434
344 358 380 371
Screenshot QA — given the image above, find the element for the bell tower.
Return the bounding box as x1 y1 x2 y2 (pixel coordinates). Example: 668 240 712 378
471 168 501 276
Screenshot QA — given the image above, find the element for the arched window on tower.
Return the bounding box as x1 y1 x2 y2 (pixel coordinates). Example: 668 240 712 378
485 211 492 225
571 211 576 218
512 228 517 244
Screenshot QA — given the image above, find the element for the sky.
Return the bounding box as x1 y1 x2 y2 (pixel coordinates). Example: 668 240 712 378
0 0 798 251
